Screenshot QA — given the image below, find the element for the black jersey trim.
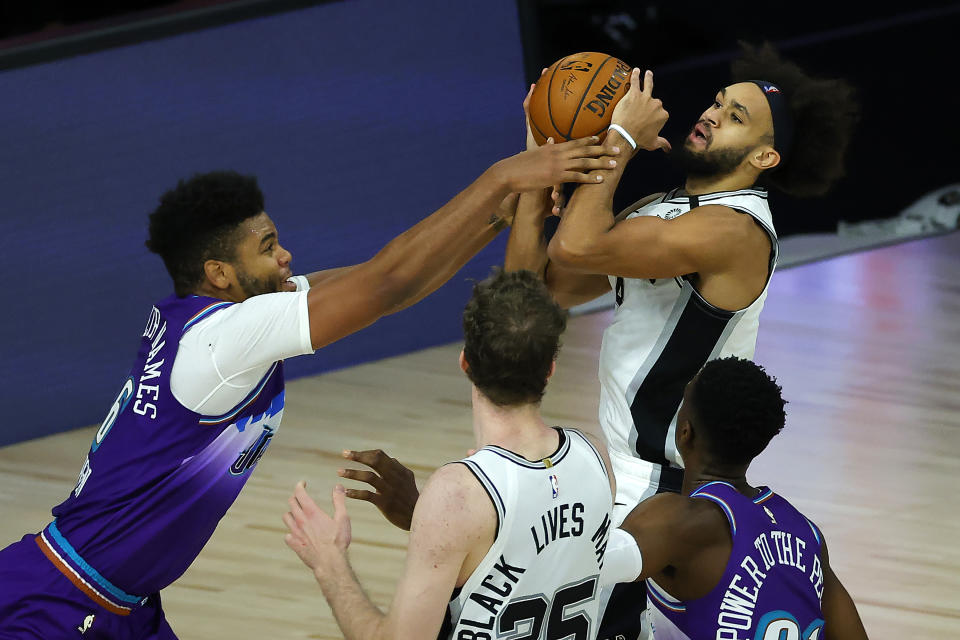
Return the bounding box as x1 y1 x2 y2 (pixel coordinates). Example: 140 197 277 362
457 460 504 537
626 289 735 465
484 428 570 469
566 429 609 481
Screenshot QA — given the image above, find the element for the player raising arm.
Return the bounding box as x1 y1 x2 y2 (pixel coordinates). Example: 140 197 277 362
0 139 612 639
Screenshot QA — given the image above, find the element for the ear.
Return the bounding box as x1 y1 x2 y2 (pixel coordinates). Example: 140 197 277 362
676 416 694 449
203 259 234 292
546 360 557 380
459 349 469 374
750 145 781 171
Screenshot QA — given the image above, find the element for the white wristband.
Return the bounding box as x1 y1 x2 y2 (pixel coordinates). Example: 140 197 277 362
607 124 637 150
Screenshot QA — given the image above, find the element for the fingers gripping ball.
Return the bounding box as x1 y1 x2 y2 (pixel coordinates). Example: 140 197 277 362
528 52 632 146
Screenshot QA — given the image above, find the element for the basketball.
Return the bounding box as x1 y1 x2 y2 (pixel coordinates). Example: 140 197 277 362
528 52 633 146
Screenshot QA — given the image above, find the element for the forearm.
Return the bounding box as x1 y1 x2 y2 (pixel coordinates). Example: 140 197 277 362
315 553 388 640
550 139 631 260
365 167 511 309
388 213 505 313
504 189 552 277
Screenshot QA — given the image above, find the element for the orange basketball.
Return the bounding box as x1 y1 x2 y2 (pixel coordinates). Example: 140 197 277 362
528 52 633 146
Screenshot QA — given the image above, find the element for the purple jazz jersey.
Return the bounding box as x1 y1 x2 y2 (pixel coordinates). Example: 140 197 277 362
646 482 826 640
33 295 284 615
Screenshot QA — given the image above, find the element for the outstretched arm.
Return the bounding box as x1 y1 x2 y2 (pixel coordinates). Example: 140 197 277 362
503 84 617 307
302 138 612 350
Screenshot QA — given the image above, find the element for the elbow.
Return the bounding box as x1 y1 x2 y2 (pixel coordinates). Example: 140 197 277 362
547 236 592 269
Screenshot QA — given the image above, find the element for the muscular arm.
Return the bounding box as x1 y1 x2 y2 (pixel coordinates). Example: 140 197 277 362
302 140 611 349
602 494 730 602
821 537 869 639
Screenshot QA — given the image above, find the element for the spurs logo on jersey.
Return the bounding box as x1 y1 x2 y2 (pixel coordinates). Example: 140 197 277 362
442 428 613 640
600 188 778 498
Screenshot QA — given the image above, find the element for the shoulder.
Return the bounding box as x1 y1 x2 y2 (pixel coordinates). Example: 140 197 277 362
414 463 495 528
626 492 730 547
409 463 496 553
684 204 770 247
565 428 616 496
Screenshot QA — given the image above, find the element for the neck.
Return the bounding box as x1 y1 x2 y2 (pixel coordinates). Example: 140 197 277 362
191 282 243 303
681 460 755 497
684 171 758 196
471 387 557 460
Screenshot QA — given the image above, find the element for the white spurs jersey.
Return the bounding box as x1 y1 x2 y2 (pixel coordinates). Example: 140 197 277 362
599 188 778 499
442 428 613 640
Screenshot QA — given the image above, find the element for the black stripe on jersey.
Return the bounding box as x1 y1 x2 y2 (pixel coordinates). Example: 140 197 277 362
628 290 735 466
567 429 608 480
458 460 505 537
484 428 570 469
660 187 768 205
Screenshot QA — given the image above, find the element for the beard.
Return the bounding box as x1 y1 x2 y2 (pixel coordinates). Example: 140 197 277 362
672 135 753 179
236 267 281 298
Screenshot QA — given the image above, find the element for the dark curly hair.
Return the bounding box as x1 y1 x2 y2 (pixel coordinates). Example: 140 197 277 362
731 42 859 197
462 269 567 406
689 357 787 465
145 171 265 296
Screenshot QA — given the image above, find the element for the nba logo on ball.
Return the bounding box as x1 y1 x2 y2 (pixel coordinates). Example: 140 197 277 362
549 474 559 499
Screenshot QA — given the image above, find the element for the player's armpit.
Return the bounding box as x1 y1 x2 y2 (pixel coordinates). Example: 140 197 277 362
380 464 497 640
548 204 760 280
820 537 870 639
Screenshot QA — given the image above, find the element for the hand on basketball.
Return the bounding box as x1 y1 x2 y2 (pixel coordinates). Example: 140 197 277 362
283 481 352 572
610 69 671 154
339 449 419 531
523 76 565 213
495 137 616 192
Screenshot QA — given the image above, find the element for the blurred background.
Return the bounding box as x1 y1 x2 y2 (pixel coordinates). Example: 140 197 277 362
1 0 957 444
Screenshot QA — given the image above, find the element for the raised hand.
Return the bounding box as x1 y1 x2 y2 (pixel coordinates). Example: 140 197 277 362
338 449 419 531
283 482 352 573
610 68 671 153
494 136 617 193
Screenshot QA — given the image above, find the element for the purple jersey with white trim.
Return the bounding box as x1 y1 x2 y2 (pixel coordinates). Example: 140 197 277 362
646 482 825 640
48 294 285 600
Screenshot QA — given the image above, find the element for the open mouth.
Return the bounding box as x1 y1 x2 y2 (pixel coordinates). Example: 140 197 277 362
690 122 710 145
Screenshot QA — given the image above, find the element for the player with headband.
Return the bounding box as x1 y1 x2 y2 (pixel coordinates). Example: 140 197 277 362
505 41 860 639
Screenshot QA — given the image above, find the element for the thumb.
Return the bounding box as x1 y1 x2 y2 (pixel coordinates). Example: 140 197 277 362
657 137 672 153
332 484 348 521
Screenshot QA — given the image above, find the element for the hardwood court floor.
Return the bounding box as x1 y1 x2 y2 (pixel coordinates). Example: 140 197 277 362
2 232 958 638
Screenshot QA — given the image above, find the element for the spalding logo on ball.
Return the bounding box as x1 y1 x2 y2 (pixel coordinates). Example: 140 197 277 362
528 52 632 146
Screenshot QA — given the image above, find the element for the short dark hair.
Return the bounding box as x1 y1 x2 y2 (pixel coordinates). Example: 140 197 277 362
462 269 567 406
689 357 787 465
145 171 265 295
731 42 859 197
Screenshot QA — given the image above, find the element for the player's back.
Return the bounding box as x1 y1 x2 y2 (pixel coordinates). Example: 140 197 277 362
647 481 825 640
443 428 613 640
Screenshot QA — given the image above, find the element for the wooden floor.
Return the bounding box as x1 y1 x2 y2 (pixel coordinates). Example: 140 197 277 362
3 232 959 639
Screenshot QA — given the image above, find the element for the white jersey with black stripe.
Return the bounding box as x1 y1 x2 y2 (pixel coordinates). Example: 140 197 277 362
443 428 614 640
599 188 778 503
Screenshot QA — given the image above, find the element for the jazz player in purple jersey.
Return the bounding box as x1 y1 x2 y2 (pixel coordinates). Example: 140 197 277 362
0 138 615 639
601 357 869 639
